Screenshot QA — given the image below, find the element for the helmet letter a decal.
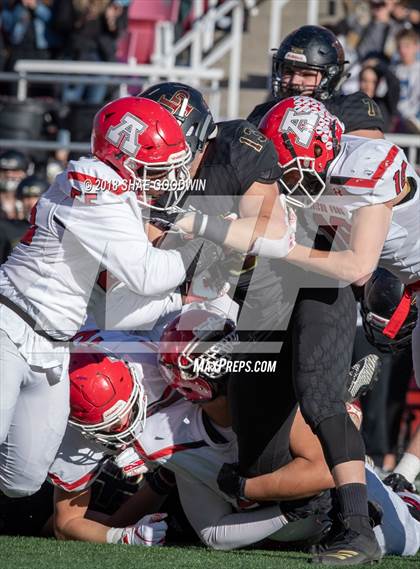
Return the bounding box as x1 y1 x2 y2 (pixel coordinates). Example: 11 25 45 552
106 112 147 156
279 108 319 148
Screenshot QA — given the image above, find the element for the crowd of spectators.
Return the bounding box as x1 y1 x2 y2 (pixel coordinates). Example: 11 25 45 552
328 0 420 133
0 0 128 99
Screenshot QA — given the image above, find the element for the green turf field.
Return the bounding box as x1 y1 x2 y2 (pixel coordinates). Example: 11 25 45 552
0 537 418 569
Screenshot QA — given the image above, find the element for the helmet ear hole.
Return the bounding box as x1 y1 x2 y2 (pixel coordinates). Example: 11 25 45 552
314 143 323 158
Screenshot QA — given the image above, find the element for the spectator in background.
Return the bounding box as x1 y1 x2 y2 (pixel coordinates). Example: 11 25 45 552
52 0 127 104
2 0 60 70
0 150 31 220
392 0 420 35
393 28 420 132
15 175 48 220
0 152 37 265
359 58 401 130
353 0 403 63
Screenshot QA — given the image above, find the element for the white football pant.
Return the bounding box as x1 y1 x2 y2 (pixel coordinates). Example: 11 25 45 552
0 329 69 497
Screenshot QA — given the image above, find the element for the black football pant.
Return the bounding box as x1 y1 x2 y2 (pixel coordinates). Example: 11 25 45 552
229 283 360 476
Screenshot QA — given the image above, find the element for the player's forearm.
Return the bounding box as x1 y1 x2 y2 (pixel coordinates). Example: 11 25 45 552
108 483 167 527
224 215 286 252
285 244 375 284
244 457 334 502
56 516 111 543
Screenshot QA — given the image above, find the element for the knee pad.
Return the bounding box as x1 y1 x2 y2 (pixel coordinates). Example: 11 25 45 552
315 413 366 469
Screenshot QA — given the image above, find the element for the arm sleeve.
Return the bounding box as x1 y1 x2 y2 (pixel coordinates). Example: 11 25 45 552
59 199 186 297
176 473 287 551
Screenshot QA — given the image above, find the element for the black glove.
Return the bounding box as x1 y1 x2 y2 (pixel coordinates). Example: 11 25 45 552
383 472 417 494
178 237 224 282
217 462 247 501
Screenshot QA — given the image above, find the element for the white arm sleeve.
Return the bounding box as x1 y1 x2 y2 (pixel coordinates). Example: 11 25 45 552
59 199 186 297
176 473 287 551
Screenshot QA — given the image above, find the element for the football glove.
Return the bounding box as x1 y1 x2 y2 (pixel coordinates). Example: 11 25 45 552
217 462 247 501
119 513 168 546
114 446 148 478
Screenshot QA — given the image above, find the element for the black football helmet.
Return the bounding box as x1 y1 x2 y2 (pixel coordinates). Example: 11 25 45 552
360 269 417 353
272 25 346 100
16 175 49 200
139 82 215 159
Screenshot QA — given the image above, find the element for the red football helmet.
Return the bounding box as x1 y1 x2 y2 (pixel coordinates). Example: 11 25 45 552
259 96 343 208
91 96 192 211
68 345 147 448
158 308 238 402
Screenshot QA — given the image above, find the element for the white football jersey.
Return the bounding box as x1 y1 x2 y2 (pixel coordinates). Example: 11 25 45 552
303 135 420 284
0 157 185 340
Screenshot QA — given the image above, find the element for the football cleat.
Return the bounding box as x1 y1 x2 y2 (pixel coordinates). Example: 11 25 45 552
346 354 381 403
310 516 382 565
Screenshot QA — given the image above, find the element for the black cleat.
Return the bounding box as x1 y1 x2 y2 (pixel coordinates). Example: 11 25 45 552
310 516 382 565
346 355 381 402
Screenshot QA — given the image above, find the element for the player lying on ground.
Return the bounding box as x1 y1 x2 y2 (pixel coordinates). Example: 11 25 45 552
49 310 419 555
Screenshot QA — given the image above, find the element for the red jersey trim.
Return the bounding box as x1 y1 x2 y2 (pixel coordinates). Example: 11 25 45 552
331 145 400 189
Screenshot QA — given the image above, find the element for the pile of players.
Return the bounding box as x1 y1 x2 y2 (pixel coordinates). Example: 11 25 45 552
0 25 419 566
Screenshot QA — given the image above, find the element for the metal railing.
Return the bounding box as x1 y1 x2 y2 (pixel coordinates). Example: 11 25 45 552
12 59 224 116
152 0 245 118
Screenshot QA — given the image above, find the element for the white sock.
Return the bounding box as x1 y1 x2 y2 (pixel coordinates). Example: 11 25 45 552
394 452 420 484
106 526 125 544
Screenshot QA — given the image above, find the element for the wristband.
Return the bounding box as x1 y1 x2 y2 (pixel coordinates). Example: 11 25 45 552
193 213 231 245
106 526 124 544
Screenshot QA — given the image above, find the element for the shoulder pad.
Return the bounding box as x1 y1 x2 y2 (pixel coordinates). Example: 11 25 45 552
326 92 385 133
230 121 280 189
66 157 129 205
247 100 278 127
329 137 408 203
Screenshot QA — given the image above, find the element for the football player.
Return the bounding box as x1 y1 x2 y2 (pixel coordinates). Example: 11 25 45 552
0 96 221 498
49 312 419 555
172 90 376 562
258 96 420 561
360 270 420 492
247 25 385 139
259 96 420 381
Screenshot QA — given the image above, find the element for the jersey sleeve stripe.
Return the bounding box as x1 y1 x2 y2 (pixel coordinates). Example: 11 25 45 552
48 468 99 491
331 145 400 189
133 439 208 461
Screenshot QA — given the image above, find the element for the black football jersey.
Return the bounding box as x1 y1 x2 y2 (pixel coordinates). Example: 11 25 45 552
247 91 385 133
175 119 282 218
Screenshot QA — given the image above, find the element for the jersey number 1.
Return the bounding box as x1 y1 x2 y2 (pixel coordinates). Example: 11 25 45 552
393 161 407 195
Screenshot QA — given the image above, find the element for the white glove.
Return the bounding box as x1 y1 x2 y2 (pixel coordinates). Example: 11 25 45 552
249 195 297 259
119 513 168 546
114 446 148 478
